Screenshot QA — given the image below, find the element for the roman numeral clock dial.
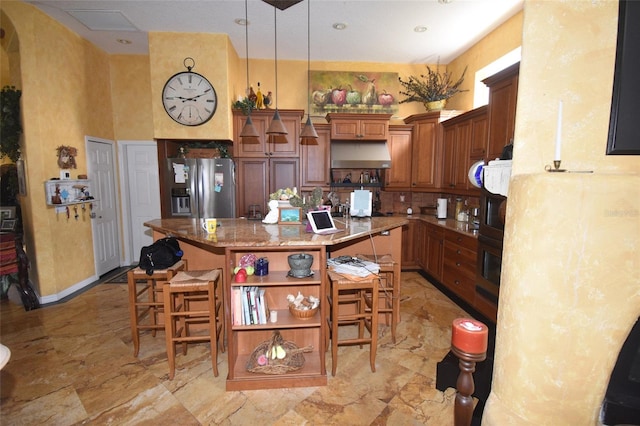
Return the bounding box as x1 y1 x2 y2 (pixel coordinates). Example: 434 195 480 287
162 60 217 126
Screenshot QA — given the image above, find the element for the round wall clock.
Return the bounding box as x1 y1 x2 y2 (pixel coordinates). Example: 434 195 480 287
162 58 217 126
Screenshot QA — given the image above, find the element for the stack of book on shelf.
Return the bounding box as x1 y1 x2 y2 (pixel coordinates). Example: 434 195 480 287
231 286 270 326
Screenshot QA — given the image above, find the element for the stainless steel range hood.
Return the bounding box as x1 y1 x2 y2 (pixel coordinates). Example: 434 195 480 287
330 141 392 169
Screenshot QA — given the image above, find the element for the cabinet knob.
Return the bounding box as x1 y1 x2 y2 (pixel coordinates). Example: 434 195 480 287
456 249 461 254
456 262 461 267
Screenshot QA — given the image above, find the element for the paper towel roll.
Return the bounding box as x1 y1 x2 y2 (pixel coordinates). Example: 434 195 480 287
437 198 447 219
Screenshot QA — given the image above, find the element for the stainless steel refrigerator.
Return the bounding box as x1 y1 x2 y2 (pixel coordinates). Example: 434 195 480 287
165 158 236 218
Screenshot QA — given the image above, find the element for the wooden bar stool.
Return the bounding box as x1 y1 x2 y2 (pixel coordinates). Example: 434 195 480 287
356 254 401 343
163 269 224 379
127 260 187 357
325 270 379 376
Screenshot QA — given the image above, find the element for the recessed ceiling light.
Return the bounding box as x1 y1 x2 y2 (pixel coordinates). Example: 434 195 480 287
438 0 453 4
235 18 249 26
414 26 427 33
332 23 347 30
117 38 132 45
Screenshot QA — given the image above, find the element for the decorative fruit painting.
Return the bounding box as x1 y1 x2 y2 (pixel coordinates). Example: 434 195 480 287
309 70 399 114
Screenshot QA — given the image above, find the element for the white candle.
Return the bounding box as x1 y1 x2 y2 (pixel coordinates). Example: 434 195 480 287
555 100 563 161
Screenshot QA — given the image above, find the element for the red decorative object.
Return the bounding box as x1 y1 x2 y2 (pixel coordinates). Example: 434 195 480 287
451 318 488 355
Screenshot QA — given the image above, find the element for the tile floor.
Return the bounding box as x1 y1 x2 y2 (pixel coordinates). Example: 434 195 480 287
0 271 472 425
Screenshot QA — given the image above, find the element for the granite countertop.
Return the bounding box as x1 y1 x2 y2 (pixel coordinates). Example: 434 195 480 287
393 213 479 238
144 216 409 248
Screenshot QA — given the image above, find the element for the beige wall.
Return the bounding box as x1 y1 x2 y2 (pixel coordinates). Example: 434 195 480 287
484 1 639 424
1 2 115 297
148 32 233 141
109 55 154 141
448 11 524 111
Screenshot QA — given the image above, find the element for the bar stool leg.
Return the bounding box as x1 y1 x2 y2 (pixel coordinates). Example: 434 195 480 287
206 282 219 377
331 282 339 376
368 279 379 373
127 272 141 357
163 283 177 380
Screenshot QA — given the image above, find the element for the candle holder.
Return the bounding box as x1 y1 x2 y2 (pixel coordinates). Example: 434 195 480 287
545 160 566 172
451 346 487 426
451 318 488 426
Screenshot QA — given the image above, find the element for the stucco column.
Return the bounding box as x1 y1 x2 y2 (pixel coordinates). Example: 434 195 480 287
483 173 640 424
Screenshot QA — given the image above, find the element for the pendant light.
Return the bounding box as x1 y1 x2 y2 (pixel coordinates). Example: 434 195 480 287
300 0 318 139
266 5 288 135
239 0 259 138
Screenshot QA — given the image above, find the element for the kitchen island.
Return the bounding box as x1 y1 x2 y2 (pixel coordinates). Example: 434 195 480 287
144 216 407 390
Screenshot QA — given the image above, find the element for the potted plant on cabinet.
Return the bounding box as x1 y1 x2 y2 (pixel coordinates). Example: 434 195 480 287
398 64 468 111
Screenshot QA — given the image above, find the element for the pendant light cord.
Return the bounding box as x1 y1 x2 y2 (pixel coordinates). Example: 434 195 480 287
307 0 311 118
245 0 251 108
274 7 279 110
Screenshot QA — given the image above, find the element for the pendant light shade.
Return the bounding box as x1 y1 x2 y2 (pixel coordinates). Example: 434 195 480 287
300 116 319 138
266 109 288 135
301 0 318 140
240 114 260 138
266 6 288 135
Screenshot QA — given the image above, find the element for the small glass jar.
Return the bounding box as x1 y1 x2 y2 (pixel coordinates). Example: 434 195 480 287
455 198 463 221
255 257 269 276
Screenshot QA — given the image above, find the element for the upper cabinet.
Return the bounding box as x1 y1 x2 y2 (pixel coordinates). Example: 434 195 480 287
402 111 461 190
384 125 413 190
326 113 391 140
483 62 519 162
441 106 488 193
233 109 304 158
300 123 332 190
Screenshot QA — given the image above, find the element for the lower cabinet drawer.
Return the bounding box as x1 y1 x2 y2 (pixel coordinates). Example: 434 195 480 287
444 244 477 268
442 267 476 303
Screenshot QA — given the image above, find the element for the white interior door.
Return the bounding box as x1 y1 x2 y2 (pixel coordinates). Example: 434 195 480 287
87 137 121 276
119 142 160 263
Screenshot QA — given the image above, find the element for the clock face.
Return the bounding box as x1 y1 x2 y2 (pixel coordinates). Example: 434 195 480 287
162 71 217 126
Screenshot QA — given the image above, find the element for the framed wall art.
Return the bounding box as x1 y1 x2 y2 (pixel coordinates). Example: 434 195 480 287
309 70 399 115
278 207 302 225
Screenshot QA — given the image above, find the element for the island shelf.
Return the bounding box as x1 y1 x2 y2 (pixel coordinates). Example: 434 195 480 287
225 246 327 391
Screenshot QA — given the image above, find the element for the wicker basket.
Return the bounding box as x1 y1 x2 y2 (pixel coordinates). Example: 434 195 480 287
246 331 313 375
289 304 319 320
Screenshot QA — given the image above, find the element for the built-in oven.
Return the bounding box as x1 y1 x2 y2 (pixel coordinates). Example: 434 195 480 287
479 188 506 241
475 188 507 321
476 235 502 306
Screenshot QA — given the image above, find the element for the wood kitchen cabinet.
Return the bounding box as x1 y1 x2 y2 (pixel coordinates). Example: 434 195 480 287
442 229 478 306
236 157 299 217
403 111 460 191
326 113 391 140
385 125 413 190
233 109 304 158
483 63 519 162
441 106 487 193
401 220 419 270
468 106 489 159
424 223 444 281
442 119 471 191
300 123 331 191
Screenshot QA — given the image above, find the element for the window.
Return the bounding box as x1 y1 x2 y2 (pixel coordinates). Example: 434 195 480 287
473 47 522 108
